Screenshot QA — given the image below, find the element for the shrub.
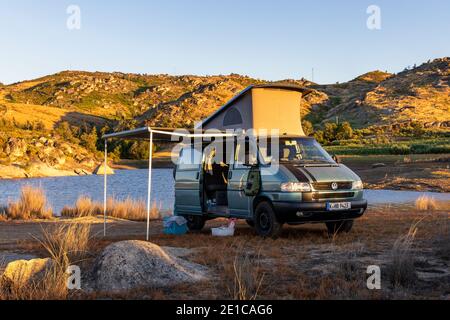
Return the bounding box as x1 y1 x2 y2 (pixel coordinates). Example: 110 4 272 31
301 120 314 136
323 122 338 143
336 122 354 140
80 126 98 153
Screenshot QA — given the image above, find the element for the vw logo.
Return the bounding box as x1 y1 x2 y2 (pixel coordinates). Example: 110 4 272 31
331 182 338 190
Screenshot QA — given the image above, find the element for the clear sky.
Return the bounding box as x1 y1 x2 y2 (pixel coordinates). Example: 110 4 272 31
0 0 449 84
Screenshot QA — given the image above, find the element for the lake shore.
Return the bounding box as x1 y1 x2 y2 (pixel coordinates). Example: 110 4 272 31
1 154 448 193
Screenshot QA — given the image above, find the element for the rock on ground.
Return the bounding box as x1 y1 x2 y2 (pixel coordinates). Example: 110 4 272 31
92 240 208 292
2 258 54 286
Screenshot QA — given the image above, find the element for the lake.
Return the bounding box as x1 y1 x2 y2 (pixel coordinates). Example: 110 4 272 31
0 169 449 214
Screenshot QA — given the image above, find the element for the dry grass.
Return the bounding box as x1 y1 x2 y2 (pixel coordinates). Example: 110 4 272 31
386 219 421 288
38 222 92 267
2 208 448 300
0 222 91 300
62 196 102 218
227 249 265 300
5 185 53 220
61 196 162 221
415 195 438 211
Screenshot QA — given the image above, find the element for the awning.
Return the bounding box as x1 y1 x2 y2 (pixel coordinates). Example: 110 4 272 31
101 127 237 241
102 127 238 141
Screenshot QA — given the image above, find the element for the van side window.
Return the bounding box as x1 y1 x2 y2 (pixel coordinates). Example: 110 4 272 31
178 147 202 171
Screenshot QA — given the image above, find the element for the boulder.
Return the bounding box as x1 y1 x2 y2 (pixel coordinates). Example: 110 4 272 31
2 258 55 287
4 138 27 159
94 163 115 175
80 158 96 168
92 241 208 292
74 168 90 176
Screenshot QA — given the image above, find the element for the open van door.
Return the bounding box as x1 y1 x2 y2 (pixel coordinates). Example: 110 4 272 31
174 146 204 215
228 138 259 217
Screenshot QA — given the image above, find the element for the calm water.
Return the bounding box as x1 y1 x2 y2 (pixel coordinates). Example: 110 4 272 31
0 169 174 214
0 169 448 214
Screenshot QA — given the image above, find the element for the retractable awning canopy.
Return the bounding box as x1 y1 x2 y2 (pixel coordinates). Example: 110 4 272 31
102 127 238 141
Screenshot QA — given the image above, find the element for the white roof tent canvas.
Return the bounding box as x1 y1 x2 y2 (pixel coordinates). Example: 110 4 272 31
101 127 237 240
197 84 312 136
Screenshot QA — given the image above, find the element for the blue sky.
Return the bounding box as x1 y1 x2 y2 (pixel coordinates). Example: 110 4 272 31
0 0 448 84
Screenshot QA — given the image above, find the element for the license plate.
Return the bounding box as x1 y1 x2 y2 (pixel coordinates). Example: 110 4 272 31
327 202 351 211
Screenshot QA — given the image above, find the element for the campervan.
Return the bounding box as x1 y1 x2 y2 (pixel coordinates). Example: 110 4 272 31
174 85 367 238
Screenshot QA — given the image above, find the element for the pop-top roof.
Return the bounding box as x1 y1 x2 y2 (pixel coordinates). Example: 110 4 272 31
196 84 312 129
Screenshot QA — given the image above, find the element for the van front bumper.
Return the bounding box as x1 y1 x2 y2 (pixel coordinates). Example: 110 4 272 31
272 200 368 224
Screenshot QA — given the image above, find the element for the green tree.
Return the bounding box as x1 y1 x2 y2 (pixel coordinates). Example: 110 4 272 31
54 121 78 144
336 122 354 140
313 130 325 144
302 120 314 136
80 126 98 153
323 122 338 143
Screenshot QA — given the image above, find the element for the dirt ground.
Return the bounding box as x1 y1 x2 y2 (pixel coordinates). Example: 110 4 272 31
341 154 450 193
1 207 449 300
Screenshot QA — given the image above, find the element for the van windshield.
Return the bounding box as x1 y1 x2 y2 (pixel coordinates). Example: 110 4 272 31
259 138 335 165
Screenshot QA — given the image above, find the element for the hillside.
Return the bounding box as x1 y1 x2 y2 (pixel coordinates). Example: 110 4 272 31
0 57 449 178
304 58 450 129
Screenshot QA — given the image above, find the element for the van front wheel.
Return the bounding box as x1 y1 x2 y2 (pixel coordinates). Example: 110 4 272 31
254 202 283 239
184 215 206 231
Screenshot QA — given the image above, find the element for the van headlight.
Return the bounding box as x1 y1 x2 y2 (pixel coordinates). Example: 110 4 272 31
352 180 364 190
281 182 311 192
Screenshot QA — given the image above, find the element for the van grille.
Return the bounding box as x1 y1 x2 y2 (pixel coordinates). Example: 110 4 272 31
312 192 355 200
312 182 352 191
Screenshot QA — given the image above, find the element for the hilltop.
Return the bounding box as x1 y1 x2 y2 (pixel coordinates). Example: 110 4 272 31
304 58 450 129
0 57 449 178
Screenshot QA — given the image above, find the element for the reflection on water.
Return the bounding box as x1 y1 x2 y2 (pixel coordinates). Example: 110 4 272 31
0 169 448 214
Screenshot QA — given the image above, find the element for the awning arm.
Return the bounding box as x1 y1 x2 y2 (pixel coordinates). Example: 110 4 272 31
146 131 153 241
103 139 108 237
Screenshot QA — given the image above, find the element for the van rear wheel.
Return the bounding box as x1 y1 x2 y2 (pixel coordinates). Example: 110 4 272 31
254 201 283 239
184 215 206 231
326 220 353 234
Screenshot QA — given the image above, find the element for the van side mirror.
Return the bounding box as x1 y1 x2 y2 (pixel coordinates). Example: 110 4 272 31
332 154 340 164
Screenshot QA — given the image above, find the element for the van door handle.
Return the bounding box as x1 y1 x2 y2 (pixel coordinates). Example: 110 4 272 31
228 171 233 179
196 172 200 180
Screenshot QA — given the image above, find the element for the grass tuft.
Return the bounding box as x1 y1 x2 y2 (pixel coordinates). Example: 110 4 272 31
415 195 438 211
386 220 421 288
61 196 162 221
225 249 265 300
5 185 53 220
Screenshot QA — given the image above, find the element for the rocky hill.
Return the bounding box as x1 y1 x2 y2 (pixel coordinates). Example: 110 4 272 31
0 57 449 178
304 58 450 129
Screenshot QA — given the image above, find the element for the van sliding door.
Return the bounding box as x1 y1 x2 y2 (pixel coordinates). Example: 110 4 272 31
174 147 203 216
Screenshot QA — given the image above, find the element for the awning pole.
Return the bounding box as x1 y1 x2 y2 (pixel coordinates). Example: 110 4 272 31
146 131 154 241
103 139 108 237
